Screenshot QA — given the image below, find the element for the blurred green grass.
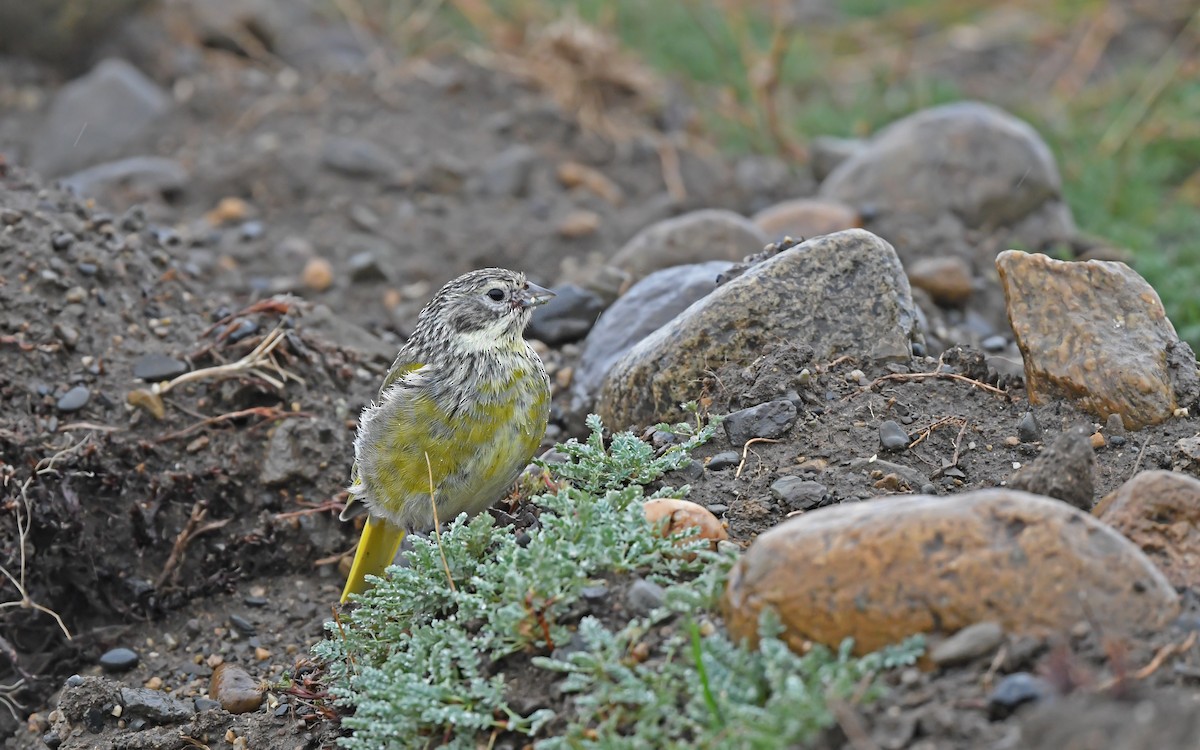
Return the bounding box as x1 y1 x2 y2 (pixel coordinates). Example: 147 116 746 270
357 0 1200 345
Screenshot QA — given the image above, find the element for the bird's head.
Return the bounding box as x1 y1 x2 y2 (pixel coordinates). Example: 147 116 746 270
417 268 555 350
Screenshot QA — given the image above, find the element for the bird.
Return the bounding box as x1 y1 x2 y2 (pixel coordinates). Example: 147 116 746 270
339 268 554 603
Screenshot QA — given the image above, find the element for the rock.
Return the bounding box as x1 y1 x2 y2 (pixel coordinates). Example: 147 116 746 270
261 420 321 486
301 257 334 292
32 59 171 177
1105 413 1127 436
998 250 1199 429
642 498 728 549
723 489 1179 655
626 579 667 616
598 230 916 428
99 647 138 673
320 136 399 179
1094 470 1200 588
528 284 605 345
820 102 1065 230
557 161 623 204
768 477 826 512
557 209 601 239
345 239 392 283
209 663 263 714
988 672 1053 720
1017 412 1041 443
750 198 860 241
1173 437 1200 476
724 400 798 446
609 209 768 284
878 420 910 451
118 687 192 724
929 621 1005 667
572 261 731 412
810 136 867 182
305 305 395 364
707 451 741 471
1007 429 1095 511
56 385 90 413
1016 690 1200 750
133 354 188 383
907 255 973 307
476 145 537 197
60 157 188 201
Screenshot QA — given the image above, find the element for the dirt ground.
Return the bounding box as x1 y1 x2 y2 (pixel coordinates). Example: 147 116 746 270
2 3 1199 749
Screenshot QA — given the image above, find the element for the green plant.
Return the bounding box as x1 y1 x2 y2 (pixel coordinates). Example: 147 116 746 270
316 412 923 748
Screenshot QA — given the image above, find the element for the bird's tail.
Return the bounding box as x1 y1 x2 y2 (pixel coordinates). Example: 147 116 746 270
340 516 406 603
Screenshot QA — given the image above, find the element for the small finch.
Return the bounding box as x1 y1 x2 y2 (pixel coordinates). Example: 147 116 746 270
339 268 554 602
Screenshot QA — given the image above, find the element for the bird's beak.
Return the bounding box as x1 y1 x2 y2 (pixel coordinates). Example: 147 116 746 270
517 282 556 309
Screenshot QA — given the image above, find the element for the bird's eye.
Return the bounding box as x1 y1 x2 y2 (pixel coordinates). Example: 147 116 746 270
486 288 506 302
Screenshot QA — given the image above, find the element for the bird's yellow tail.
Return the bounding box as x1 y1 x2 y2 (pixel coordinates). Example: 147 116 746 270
340 517 406 603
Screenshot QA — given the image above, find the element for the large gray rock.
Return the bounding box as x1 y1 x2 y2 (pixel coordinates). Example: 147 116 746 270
31 59 171 177
820 102 1066 231
571 261 732 413
609 209 767 284
596 230 916 427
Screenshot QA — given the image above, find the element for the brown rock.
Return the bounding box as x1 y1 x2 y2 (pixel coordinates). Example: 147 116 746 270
907 255 973 307
558 210 601 238
643 498 728 550
1172 436 1200 477
1007 428 1096 511
750 198 860 240
1094 470 1200 588
610 209 767 284
723 489 1178 655
301 257 334 292
557 161 623 205
209 663 263 714
997 250 1199 429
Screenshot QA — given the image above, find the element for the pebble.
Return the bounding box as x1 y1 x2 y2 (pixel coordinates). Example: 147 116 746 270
707 451 741 471
988 672 1052 720
1017 412 1041 443
1105 413 1126 435
706 503 729 514
301 257 334 292
981 334 1008 352
209 663 263 714
56 385 90 412
229 614 256 635
42 732 61 749
625 579 667 616
557 209 601 238
347 250 387 283
769 477 827 512
724 399 798 446
878 420 911 451
133 353 188 382
118 686 192 724
221 318 258 344
65 286 87 304
929 621 1005 667
99 647 139 672
1090 432 1106 450
580 585 608 601
194 697 222 712
243 595 269 607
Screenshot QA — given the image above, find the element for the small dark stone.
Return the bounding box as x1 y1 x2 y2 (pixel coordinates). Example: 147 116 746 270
625 579 666 616
42 731 62 748
133 353 188 382
981 334 1008 352
193 697 222 712
706 451 741 471
706 503 729 514
988 672 1052 720
527 284 606 345
1109 435 1126 447
56 385 90 412
184 618 202 636
724 399 798 446
675 459 704 482
920 483 937 494
99 646 139 672
274 704 291 717
76 262 98 276
85 706 107 733
50 232 74 251
221 318 258 344
239 220 264 241
119 686 193 724
66 674 84 688
1017 412 1041 443
879 420 911 451
243 595 269 607
229 614 256 635
128 718 147 732
769 477 826 511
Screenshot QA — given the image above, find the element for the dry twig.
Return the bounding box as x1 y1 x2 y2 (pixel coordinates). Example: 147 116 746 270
153 326 304 397
735 437 781 478
155 501 232 589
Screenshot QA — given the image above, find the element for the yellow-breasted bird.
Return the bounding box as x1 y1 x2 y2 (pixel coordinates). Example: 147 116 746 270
339 268 554 602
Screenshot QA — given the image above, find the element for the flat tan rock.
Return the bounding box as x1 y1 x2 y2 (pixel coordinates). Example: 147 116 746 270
751 198 860 240
997 250 1199 429
907 255 973 307
1094 470 1200 589
724 489 1179 655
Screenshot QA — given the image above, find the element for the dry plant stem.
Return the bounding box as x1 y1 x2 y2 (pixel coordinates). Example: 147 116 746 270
155 501 232 589
157 406 309 443
426 452 456 593
0 677 24 723
752 19 807 162
828 698 881 750
153 326 303 396
656 137 688 201
735 437 781 478
1054 4 1121 97
906 415 963 450
853 370 1010 401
